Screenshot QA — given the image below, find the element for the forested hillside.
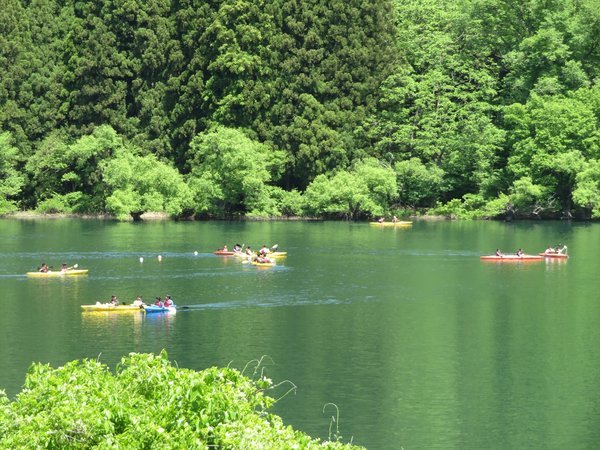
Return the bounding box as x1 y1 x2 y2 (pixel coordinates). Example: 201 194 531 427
1 0 599 219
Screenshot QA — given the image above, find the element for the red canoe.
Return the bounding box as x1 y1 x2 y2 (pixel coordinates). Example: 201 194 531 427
538 252 569 259
213 250 235 256
480 254 544 261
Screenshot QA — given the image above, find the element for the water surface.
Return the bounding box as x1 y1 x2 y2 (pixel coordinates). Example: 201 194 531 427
0 219 598 448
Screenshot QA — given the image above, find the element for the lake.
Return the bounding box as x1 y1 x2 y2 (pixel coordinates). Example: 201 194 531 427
0 218 598 448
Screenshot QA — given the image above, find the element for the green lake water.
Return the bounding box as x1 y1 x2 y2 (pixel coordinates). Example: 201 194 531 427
0 219 599 449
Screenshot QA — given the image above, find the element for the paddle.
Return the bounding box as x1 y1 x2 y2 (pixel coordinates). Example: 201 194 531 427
271 244 278 251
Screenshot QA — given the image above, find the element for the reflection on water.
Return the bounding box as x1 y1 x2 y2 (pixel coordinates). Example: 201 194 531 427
81 310 177 347
544 258 568 270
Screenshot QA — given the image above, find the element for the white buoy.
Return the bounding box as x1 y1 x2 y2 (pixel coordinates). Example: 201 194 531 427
194 251 198 256
139 257 144 263
158 255 162 262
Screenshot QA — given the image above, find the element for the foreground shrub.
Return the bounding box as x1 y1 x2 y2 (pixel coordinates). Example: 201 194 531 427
0 352 361 449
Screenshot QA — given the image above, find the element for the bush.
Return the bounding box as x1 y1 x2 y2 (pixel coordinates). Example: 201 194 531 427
0 352 362 449
35 195 73 214
0 198 18 215
304 159 397 219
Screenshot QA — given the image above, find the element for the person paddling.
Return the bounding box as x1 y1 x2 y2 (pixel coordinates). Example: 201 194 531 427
495 249 503 257
516 248 524 257
38 263 49 273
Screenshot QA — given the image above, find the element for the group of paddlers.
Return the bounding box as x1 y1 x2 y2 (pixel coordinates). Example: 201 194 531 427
38 263 76 272
219 243 278 263
494 243 567 257
106 294 174 307
542 244 568 255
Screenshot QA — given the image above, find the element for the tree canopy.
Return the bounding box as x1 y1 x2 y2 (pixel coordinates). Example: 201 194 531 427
2 0 600 220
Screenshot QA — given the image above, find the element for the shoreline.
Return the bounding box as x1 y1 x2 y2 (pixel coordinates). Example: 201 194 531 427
0 211 591 222
1 211 323 221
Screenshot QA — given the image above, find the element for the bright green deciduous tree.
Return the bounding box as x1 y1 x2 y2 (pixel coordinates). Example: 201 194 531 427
365 0 503 201
0 132 25 213
25 125 123 212
304 158 397 219
394 157 444 207
573 160 600 218
504 91 600 214
505 176 549 217
187 127 285 216
103 147 194 221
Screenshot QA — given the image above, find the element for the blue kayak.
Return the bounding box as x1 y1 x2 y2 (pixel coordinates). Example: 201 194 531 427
144 304 176 313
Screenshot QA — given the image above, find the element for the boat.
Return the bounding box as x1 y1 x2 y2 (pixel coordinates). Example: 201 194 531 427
81 303 143 312
480 254 544 261
144 304 177 313
369 221 412 227
213 250 235 256
538 252 569 259
250 261 276 267
27 269 89 277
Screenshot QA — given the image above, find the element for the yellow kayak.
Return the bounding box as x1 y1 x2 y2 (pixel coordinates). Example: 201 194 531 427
81 303 143 312
369 221 412 227
27 269 89 277
251 261 276 267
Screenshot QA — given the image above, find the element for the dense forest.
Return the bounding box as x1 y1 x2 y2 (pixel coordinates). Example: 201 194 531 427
1 0 599 220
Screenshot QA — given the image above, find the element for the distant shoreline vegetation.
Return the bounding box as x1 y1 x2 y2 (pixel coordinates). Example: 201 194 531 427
1 1 599 221
1 210 592 222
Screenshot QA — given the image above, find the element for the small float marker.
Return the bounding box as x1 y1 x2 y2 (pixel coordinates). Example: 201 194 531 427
139 257 144 263
157 255 162 262
194 251 198 256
